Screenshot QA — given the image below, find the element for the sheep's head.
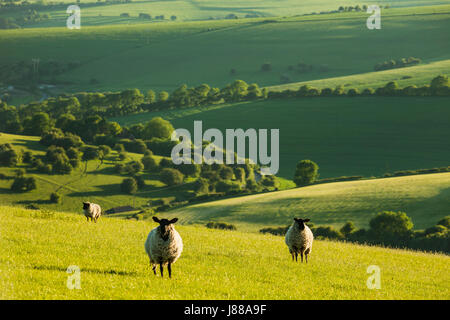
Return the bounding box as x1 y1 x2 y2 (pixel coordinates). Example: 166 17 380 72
83 202 90 210
294 218 310 231
153 217 178 241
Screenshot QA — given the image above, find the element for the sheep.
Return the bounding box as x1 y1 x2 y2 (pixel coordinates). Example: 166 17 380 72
285 218 314 263
82 201 102 222
145 216 183 278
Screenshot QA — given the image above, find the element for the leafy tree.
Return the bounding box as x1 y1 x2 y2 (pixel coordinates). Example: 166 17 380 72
158 91 169 102
24 112 52 136
142 155 158 171
50 192 61 204
219 166 234 180
0 144 20 167
160 168 184 186
147 89 156 103
193 177 209 194
437 216 450 229
11 176 37 192
340 221 356 237
293 160 319 187
143 117 174 140
369 211 414 241
121 177 138 194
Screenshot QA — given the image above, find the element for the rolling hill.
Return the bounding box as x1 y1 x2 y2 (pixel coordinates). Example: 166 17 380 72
1 5 449 100
1 205 449 299
113 96 450 179
163 172 450 232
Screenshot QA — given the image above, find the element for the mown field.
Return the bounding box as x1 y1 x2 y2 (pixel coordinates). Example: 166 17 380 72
113 96 450 179
1 5 449 98
1 206 449 299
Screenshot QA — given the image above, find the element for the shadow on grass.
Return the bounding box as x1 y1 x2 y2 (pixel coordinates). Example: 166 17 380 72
16 199 52 205
32 264 138 277
13 138 46 152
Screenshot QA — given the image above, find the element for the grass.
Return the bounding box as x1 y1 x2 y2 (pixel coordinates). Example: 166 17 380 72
0 132 187 214
112 96 450 179
163 172 450 232
1 205 449 299
1 5 449 99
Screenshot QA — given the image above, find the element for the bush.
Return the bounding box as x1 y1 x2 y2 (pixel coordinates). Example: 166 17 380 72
340 221 356 237
121 177 138 194
215 180 241 193
369 211 413 244
206 221 236 231
259 226 289 236
312 226 344 240
293 159 319 187
142 155 158 171
0 144 20 167
11 176 37 192
437 216 450 229
193 177 209 194
50 192 61 204
160 168 184 186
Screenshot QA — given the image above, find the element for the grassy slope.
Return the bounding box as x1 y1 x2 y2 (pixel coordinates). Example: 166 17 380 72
1 206 449 299
113 97 450 179
163 173 450 232
1 5 449 96
0 133 188 213
11 1 450 27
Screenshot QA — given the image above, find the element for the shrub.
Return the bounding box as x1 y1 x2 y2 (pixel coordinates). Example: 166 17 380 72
206 221 236 231
193 177 209 194
437 216 450 229
259 226 289 236
121 177 138 194
369 211 413 243
293 159 319 187
11 176 37 192
312 226 344 240
0 144 20 167
340 221 356 237
50 192 61 204
215 180 241 193
142 155 158 171
160 168 184 186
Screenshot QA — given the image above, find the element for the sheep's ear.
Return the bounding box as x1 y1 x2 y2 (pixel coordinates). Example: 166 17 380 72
294 218 300 222
152 216 160 223
304 219 310 222
169 218 178 224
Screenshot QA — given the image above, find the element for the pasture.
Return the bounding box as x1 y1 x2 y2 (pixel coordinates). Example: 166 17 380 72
1 206 449 299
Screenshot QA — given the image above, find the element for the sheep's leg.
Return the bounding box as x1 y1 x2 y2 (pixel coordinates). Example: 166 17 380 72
291 252 295 261
86 216 89 222
300 252 304 263
159 264 164 278
168 263 172 278
152 265 156 275
294 252 298 262
305 252 308 264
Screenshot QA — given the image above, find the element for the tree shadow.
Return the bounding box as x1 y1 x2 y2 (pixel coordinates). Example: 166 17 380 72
16 199 52 205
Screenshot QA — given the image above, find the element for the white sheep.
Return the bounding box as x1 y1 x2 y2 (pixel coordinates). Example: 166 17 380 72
285 218 314 263
145 217 183 278
83 201 102 222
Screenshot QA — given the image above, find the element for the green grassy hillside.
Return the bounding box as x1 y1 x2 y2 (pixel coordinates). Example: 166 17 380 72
163 172 450 232
113 96 450 179
1 206 449 299
1 5 449 98
0 133 185 214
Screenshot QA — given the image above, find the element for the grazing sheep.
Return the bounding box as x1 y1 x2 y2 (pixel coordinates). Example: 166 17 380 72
145 217 183 278
83 201 102 222
285 218 314 263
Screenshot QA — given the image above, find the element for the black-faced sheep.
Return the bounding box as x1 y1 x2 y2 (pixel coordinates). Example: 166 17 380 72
145 217 183 278
285 218 314 263
83 201 102 222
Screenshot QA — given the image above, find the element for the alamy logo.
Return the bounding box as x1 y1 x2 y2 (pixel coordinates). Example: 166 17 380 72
366 265 381 289
171 121 279 175
366 5 381 30
66 265 81 289
66 5 81 30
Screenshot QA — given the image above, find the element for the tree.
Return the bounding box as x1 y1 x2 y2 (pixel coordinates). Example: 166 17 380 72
143 117 174 140
11 176 37 192
50 192 61 204
158 91 169 102
147 89 156 104
82 146 101 171
369 211 414 241
437 216 450 229
170 15 177 21
193 177 209 194
0 144 20 167
121 177 138 194
219 166 234 180
340 221 356 237
24 112 52 136
293 160 319 187
160 168 184 186
142 155 158 171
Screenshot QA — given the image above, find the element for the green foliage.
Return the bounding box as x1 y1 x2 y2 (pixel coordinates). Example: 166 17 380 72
0 144 20 167
141 155 158 171
11 176 37 192
143 117 174 140
437 216 450 229
293 159 319 187
50 192 61 204
160 168 184 186
340 221 356 237
193 177 209 194
369 211 414 242
121 177 138 194
206 221 237 231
